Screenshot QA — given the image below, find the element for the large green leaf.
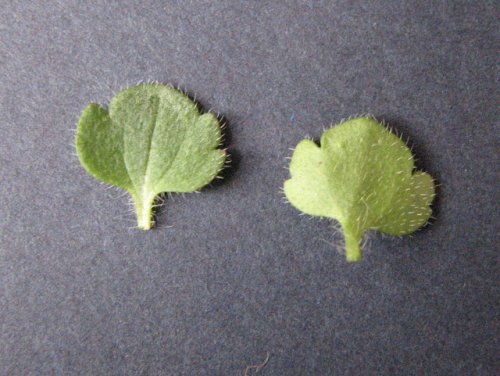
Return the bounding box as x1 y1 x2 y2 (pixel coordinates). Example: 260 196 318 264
76 84 226 229
284 117 435 262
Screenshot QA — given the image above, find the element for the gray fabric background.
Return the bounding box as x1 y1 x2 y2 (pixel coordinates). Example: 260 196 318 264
0 1 498 375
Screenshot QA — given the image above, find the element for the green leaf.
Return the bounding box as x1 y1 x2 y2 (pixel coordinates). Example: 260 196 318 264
76 84 226 230
284 117 435 262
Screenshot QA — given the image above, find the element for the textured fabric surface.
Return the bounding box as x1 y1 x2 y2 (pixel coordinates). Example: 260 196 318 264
0 1 498 375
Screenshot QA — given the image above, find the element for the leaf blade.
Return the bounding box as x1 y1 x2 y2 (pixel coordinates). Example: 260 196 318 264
284 117 436 262
75 103 134 192
76 84 226 230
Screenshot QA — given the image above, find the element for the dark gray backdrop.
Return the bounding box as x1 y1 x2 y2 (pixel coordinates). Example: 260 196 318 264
0 1 498 375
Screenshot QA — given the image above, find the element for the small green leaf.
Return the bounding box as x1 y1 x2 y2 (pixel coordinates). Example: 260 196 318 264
76 84 226 230
284 117 435 262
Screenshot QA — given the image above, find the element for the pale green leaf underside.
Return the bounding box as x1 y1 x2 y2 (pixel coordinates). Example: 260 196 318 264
284 117 435 262
76 84 225 229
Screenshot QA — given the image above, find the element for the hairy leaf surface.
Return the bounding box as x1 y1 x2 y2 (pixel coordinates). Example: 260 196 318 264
284 117 435 262
76 84 225 229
